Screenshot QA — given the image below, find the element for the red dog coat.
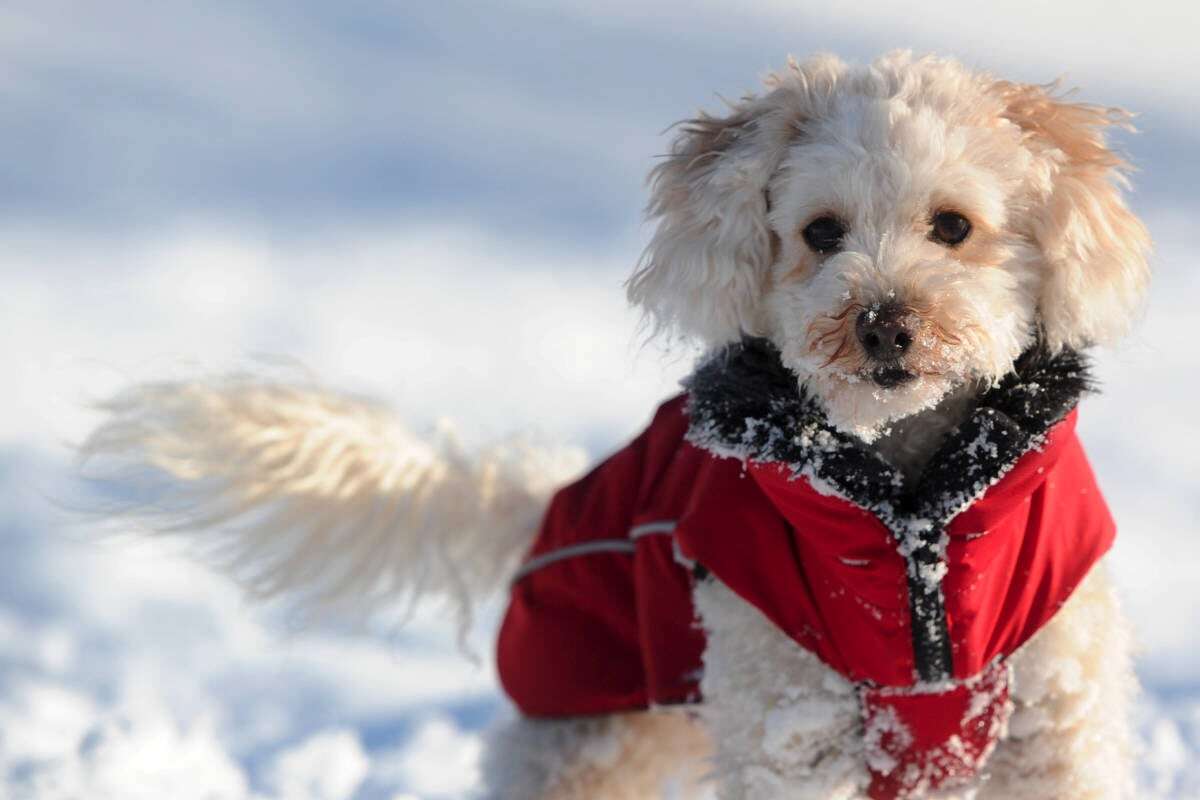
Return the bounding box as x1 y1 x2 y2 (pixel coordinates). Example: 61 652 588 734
498 341 1114 798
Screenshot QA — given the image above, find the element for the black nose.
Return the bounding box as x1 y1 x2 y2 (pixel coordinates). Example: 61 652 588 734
856 304 913 361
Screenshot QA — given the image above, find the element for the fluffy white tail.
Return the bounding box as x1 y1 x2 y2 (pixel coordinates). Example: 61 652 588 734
77 372 586 640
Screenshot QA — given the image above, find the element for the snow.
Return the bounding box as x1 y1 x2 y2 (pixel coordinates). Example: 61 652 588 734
2 1 1199 797
370 717 482 799
0 455 499 800
1138 687 1200 797
261 730 371 800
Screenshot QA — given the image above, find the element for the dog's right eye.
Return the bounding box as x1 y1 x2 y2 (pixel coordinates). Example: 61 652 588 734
801 216 845 254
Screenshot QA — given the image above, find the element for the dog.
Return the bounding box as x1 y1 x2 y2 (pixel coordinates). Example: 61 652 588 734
82 52 1151 799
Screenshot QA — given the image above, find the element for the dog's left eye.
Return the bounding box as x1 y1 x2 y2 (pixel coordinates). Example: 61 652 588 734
930 211 972 246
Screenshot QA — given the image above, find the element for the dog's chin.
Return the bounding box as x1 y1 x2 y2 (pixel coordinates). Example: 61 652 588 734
802 367 959 444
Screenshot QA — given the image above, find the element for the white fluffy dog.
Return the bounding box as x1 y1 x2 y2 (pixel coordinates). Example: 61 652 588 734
82 52 1151 799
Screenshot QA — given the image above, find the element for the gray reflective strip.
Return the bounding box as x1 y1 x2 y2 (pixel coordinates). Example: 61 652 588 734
629 520 677 539
512 540 635 582
511 520 678 582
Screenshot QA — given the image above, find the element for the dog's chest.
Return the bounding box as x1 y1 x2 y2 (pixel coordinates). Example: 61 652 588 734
869 384 978 487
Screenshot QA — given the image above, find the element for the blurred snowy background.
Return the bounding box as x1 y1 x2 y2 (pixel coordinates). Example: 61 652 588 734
2 2 1199 798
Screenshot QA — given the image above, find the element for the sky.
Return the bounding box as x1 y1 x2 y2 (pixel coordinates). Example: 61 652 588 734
2 1 1199 798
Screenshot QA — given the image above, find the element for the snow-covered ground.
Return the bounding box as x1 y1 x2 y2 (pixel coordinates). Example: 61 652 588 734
3 2 1199 797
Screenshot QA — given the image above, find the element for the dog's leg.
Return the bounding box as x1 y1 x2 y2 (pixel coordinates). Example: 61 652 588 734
693 579 868 800
979 561 1137 800
480 710 713 799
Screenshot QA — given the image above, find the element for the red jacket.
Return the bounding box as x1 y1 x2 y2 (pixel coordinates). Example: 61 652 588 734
498 342 1114 798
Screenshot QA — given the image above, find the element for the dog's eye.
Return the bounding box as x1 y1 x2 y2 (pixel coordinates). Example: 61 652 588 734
801 216 845 254
930 211 972 247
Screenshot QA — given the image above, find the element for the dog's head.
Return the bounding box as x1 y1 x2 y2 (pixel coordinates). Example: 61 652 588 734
628 52 1150 440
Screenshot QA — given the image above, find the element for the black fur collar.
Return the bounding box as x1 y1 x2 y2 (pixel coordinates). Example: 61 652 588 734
684 337 1094 526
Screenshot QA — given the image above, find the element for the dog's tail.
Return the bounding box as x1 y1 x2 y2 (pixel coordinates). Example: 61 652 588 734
76 371 587 640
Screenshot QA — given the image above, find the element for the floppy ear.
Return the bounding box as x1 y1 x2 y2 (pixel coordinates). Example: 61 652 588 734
995 81 1152 352
627 59 842 345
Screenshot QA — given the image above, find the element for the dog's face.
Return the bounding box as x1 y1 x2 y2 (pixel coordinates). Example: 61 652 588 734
629 52 1150 440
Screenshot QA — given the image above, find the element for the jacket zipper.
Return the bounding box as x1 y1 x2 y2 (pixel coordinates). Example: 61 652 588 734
905 528 953 682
